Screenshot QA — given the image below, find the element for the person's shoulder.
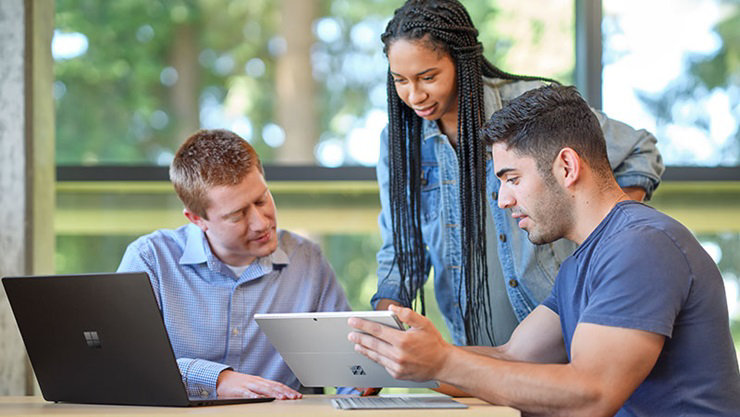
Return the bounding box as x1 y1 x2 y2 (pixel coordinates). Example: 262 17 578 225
483 77 547 100
597 202 693 256
275 230 333 278
276 229 322 256
127 224 190 253
119 225 194 274
586 202 720 295
617 202 690 236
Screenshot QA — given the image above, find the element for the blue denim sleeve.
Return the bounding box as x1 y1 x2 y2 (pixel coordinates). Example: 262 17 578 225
596 110 665 200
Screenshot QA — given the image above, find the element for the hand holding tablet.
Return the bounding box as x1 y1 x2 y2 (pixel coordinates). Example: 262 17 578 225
254 311 438 388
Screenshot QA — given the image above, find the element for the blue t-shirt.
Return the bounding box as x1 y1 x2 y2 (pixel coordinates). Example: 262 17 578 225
543 201 740 416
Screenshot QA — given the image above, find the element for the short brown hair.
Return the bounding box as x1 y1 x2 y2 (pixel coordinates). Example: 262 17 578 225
482 85 612 178
170 129 263 219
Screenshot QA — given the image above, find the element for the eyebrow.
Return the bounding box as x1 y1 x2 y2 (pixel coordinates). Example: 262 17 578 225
495 167 515 179
220 189 269 219
221 205 247 219
390 68 437 77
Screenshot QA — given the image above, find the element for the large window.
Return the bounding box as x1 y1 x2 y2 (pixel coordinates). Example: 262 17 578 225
53 0 574 167
53 0 575 348
53 1 739 355
602 0 739 166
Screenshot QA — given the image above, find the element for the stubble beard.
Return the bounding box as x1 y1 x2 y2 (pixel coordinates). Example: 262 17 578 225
525 178 574 245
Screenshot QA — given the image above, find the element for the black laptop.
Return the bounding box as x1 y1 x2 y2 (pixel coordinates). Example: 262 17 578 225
1 272 274 407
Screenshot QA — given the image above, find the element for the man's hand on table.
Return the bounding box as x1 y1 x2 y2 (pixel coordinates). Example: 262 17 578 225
216 370 302 400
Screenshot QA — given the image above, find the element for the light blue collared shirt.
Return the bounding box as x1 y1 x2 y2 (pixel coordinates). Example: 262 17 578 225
118 224 351 397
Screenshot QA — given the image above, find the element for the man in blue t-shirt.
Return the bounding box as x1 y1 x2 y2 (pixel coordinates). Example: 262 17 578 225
348 85 740 416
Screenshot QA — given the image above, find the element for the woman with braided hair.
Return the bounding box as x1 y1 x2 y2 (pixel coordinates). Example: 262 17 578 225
372 0 664 347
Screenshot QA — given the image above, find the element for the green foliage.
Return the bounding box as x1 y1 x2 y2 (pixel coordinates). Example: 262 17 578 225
55 0 176 163
55 0 573 165
690 8 740 90
322 234 383 311
466 0 509 65
56 234 135 273
55 0 279 164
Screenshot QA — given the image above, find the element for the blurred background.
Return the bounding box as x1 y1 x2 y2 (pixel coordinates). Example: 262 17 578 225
48 0 740 360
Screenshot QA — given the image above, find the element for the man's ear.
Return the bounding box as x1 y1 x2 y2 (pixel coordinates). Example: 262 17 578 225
552 147 581 188
183 208 207 232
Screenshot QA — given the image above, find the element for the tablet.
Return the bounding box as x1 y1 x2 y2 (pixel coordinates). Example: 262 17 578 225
254 311 439 388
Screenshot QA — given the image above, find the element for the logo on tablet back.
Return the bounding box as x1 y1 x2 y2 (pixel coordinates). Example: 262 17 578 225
350 365 366 376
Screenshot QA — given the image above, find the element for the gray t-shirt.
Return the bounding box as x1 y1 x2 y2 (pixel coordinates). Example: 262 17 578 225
544 201 740 416
481 203 519 346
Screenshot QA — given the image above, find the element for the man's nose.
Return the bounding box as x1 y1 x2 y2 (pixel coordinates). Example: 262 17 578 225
248 208 268 230
497 186 514 209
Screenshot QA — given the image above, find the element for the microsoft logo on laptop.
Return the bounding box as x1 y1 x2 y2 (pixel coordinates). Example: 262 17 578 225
350 365 366 376
83 331 102 348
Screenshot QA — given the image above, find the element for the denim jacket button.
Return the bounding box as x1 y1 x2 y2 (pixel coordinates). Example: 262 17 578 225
499 234 507 242
491 191 498 201
508 279 518 288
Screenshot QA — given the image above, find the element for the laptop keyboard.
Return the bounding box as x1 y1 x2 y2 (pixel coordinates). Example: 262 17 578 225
331 396 468 410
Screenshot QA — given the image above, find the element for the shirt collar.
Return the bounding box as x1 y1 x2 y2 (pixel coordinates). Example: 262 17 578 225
179 223 290 270
269 243 289 267
180 223 209 265
421 119 441 142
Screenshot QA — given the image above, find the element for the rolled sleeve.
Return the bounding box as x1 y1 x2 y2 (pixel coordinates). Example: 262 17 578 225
615 173 659 199
597 111 664 200
371 277 403 308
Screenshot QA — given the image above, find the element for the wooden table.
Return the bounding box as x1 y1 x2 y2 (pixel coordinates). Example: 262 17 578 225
0 395 520 416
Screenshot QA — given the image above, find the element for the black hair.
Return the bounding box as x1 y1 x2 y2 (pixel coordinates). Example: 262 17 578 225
482 85 611 178
381 0 557 345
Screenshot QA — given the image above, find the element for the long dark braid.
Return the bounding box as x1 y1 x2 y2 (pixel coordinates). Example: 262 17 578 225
382 0 555 345
386 70 426 313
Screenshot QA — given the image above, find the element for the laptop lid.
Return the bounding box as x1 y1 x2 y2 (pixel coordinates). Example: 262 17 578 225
2 272 273 407
254 311 439 389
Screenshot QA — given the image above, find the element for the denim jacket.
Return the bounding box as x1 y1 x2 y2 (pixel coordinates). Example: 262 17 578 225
372 78 665 345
